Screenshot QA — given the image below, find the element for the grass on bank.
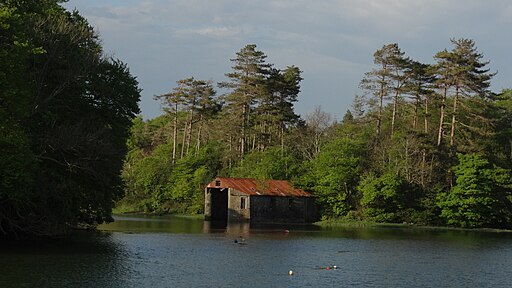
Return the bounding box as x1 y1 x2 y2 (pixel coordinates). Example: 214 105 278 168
315 217 512 233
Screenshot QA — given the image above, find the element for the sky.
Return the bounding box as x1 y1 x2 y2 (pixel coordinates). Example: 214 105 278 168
63 0 512 121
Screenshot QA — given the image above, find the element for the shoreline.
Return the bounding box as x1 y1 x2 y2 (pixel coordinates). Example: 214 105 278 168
111 212 512 233
315 218 512 233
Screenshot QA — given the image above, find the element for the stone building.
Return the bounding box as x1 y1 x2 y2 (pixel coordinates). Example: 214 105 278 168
204 177 316 223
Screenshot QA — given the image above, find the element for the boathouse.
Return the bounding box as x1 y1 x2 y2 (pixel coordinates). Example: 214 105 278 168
204 177 316 223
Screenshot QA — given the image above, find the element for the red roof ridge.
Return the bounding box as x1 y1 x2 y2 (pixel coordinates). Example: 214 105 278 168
206 177 312 197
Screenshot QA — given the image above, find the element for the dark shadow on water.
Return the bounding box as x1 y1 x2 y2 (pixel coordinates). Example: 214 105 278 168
0 230 130 288
0 230 121 254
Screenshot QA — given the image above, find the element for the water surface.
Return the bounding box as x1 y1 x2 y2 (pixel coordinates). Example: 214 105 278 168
1 215 512 287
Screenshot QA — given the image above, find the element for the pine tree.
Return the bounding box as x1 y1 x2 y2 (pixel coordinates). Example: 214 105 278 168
360 43 409 137
219 44 272 156
404 61 435 133
433 39 494 147
155 78 189 162
262 66 302 150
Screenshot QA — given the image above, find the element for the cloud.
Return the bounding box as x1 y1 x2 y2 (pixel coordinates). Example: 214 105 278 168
180 26 242 38
500 4 512 23
63 0 512 119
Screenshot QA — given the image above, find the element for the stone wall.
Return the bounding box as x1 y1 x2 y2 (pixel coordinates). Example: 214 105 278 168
227 189 250 222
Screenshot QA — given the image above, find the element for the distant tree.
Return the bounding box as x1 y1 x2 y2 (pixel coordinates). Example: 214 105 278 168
230 147 300 180
155 78 190 162
295 106 334 161
119 38 511 229
404 61 435 133
220 44 272 156
261 66 302 150
432 38 494 147
360 43 409 137
351 95 368 120
432 48 453 147
194 80 220 153
160 143 222 214
359 172 420 223
437 153 512 228
493 90 512 164
299 136 366 218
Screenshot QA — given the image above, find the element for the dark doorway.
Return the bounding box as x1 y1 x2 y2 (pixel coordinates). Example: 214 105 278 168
210 188 228 221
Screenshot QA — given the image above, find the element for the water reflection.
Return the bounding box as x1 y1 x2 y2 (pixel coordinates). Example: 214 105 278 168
100 215 512 247
98 215 205 234
2 216 512 288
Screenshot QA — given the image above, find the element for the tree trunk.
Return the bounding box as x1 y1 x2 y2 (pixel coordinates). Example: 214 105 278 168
424 96 429 134
228 134 232 169
420 149 426 187
449 86 460 146
404 139 410 181
172 103 178 163
377 75 385 136
391 90 398 137
437 86 448 146
186 109 194 155
391 70 404 137
413 94 419 131
280 124 285 151
196 115 203 154
181 121 187 159
241 104 246 156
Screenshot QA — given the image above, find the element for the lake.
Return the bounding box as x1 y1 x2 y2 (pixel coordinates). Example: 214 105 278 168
1 215 512 287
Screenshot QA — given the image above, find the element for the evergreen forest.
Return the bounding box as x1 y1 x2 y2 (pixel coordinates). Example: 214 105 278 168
2 1 512 240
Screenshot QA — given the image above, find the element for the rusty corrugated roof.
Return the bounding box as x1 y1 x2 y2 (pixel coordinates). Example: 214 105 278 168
206 177 312 197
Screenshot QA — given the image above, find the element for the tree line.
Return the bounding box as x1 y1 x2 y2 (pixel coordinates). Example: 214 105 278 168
122 40 512 229
7 2 509 239
0 1 140 238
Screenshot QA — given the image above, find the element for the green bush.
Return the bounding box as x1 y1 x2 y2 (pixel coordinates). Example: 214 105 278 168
437 153 512 228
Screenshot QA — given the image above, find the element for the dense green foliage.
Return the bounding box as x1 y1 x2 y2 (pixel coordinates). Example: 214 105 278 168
299 132 367 218
123 40 512 229
0 1 140 238
121 140 221 214
437 154 512 228
359 173 421 223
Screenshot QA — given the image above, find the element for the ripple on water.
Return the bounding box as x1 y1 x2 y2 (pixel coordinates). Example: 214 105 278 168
2 217 512 287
